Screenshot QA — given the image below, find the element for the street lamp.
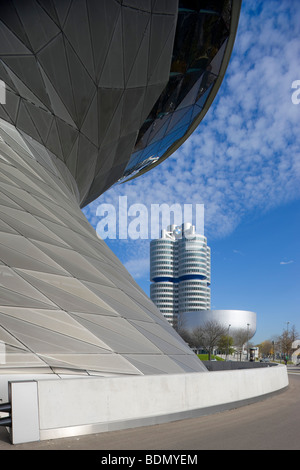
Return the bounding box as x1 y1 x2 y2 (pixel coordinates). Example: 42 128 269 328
286 321 290 364
247 323 250 361
227 324 231 361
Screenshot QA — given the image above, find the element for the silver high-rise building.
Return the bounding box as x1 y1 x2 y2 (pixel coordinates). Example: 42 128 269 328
150 223 211 327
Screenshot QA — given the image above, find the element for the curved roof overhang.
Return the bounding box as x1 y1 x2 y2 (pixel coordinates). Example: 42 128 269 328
122 0 242 184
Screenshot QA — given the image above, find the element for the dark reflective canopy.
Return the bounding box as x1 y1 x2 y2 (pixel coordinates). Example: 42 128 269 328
121 0 234 182
0 0 240 207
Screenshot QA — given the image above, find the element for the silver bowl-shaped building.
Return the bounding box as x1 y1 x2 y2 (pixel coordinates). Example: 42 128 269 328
0 0 241 378
182 310 257 340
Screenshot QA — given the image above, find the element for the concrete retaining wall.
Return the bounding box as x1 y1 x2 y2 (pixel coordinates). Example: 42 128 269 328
7 364 288 444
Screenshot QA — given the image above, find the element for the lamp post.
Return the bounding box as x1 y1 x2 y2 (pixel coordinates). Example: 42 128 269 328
286 321 290 363
227 324 231 361
246 323 250 361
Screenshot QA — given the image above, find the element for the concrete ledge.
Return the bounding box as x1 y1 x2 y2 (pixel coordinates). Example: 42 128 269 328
8 365 288 443
202 361 279 371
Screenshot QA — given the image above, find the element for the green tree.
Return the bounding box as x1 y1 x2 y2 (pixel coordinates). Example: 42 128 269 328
192 320 227 361
217 335 234 358
278 324 299 363
259 340 273 357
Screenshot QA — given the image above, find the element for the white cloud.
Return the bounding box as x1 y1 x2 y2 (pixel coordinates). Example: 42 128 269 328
280 260 294 265
233 250 244 256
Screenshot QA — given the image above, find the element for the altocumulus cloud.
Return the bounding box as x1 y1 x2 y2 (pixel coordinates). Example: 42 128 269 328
83 0 300 277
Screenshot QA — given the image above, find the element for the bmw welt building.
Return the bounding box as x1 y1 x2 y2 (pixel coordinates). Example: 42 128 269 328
0 1 288 444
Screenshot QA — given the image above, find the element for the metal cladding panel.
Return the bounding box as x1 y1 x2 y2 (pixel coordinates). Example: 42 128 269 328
0 124 206 375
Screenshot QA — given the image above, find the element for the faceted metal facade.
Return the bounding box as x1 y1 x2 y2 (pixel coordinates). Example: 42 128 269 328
0 1 240 376
0 122 206 375
0 0 179 207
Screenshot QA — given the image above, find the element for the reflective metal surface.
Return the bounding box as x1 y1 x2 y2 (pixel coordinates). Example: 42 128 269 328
123 0 240 183
0 0 241 206
182 309 257 338
0 1 240 377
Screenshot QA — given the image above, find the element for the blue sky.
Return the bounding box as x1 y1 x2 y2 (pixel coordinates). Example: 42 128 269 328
83 0 300 344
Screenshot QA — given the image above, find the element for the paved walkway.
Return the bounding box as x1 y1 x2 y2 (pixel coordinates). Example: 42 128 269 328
287 364 300 375
0 371 299 451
